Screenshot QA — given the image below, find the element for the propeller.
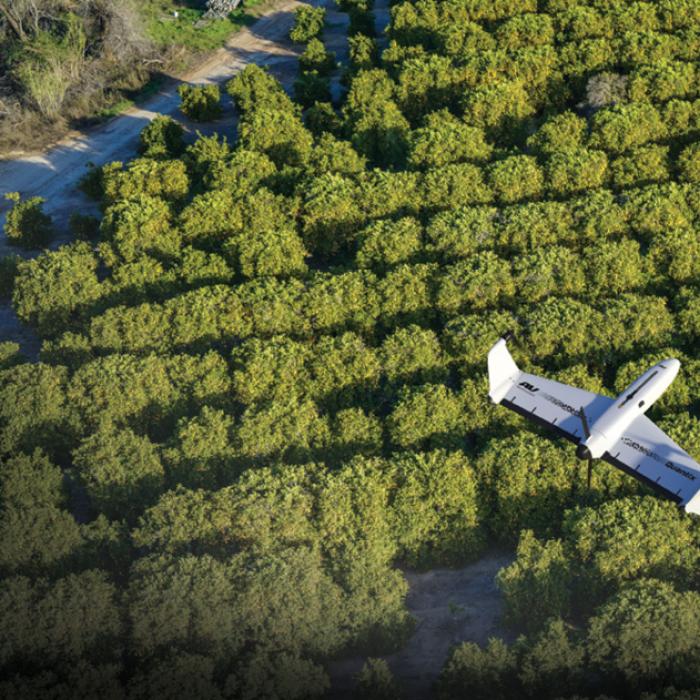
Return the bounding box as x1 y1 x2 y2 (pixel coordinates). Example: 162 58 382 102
577 406 593 489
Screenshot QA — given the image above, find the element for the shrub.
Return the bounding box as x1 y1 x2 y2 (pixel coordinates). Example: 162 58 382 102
628 60 697 103
526 111 587 156
293 70 332 108
389 449 484 567
239 108 314 167
438 639 518 700
563 497 697 605
299 38 336 75
496 531 572 634
226 65 294 115
355 658 401 700
590 102 667 153
355 217 422 271
436 252 514 313
583 239 645 296
462 79 535 137
546 148 608 195
475 432 578 541
498 201 575 251
587 579 700 688
488 155 544 203
425 206 498 260
12 243 102 337
304 101 342 136
513 246 585 302
289 5 326 42
309 133 366 176
228 225 309 279
140 116 185 158
518 619 585 697
678 143 700 182
72 425 165 520
611 145 670 188
102 158 190 204
350 101 411 169
495 13 554 50
348 34 378 72
387 384 465 450
409 109 492 169
178 84 223 122
3 193 53 249
422 163 493 210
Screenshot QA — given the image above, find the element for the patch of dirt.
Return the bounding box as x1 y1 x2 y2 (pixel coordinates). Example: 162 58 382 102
327 551 516 699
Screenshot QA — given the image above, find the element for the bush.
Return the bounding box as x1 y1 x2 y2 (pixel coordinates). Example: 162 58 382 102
355 658 401 700
438 638 518 700
12 243 102 337
425 206 498 260
475 432 579 541
348 34 378 72
590 102 667 153
389 449 484 567
563 497 697 606
436 252 514 314
409 109 492 169
289 5 326 42
611 145 670 188
546 148 608 195
355 217 423 271
587 579 700 688
526 111 587 156
496 530 572 634
72 425 165 520
3 193 53 249
226 65 294 115
140 116 185 158
488 155 544 203
178 84 223 122
299 38 336 75
678 143 700 182
293 70 332 108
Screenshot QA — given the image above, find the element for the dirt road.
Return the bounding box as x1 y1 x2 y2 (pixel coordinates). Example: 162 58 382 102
0 0 331 248
0 0 350 353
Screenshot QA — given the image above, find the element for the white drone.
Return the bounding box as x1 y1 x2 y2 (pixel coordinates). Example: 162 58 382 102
487 333 700 515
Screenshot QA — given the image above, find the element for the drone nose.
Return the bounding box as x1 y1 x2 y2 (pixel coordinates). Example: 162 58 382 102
576 444 592 461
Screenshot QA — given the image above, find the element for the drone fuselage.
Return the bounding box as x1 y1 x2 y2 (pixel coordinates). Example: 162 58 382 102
578 359 680 460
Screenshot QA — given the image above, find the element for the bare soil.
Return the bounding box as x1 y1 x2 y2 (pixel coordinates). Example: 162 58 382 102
327 551 516 699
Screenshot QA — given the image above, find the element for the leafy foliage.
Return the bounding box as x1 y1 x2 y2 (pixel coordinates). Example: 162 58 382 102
7 1 700 696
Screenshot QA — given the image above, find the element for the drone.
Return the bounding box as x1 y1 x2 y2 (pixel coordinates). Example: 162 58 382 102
487 333 700 515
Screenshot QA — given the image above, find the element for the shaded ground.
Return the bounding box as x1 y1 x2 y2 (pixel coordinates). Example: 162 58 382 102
328 551 516 699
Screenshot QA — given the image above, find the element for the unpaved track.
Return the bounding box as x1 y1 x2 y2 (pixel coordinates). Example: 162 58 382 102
327 551 516 699
0 0 345 353
0 0 330 248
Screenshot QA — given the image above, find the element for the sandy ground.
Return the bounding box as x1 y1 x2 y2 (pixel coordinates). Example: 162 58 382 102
0 0 327 241
327 551 516 699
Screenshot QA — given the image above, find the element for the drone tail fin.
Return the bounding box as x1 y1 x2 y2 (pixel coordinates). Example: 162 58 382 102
488 335 520 405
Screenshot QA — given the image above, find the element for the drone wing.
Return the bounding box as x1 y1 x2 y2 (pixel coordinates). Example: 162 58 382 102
603 415 700 514
488 338 613 444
